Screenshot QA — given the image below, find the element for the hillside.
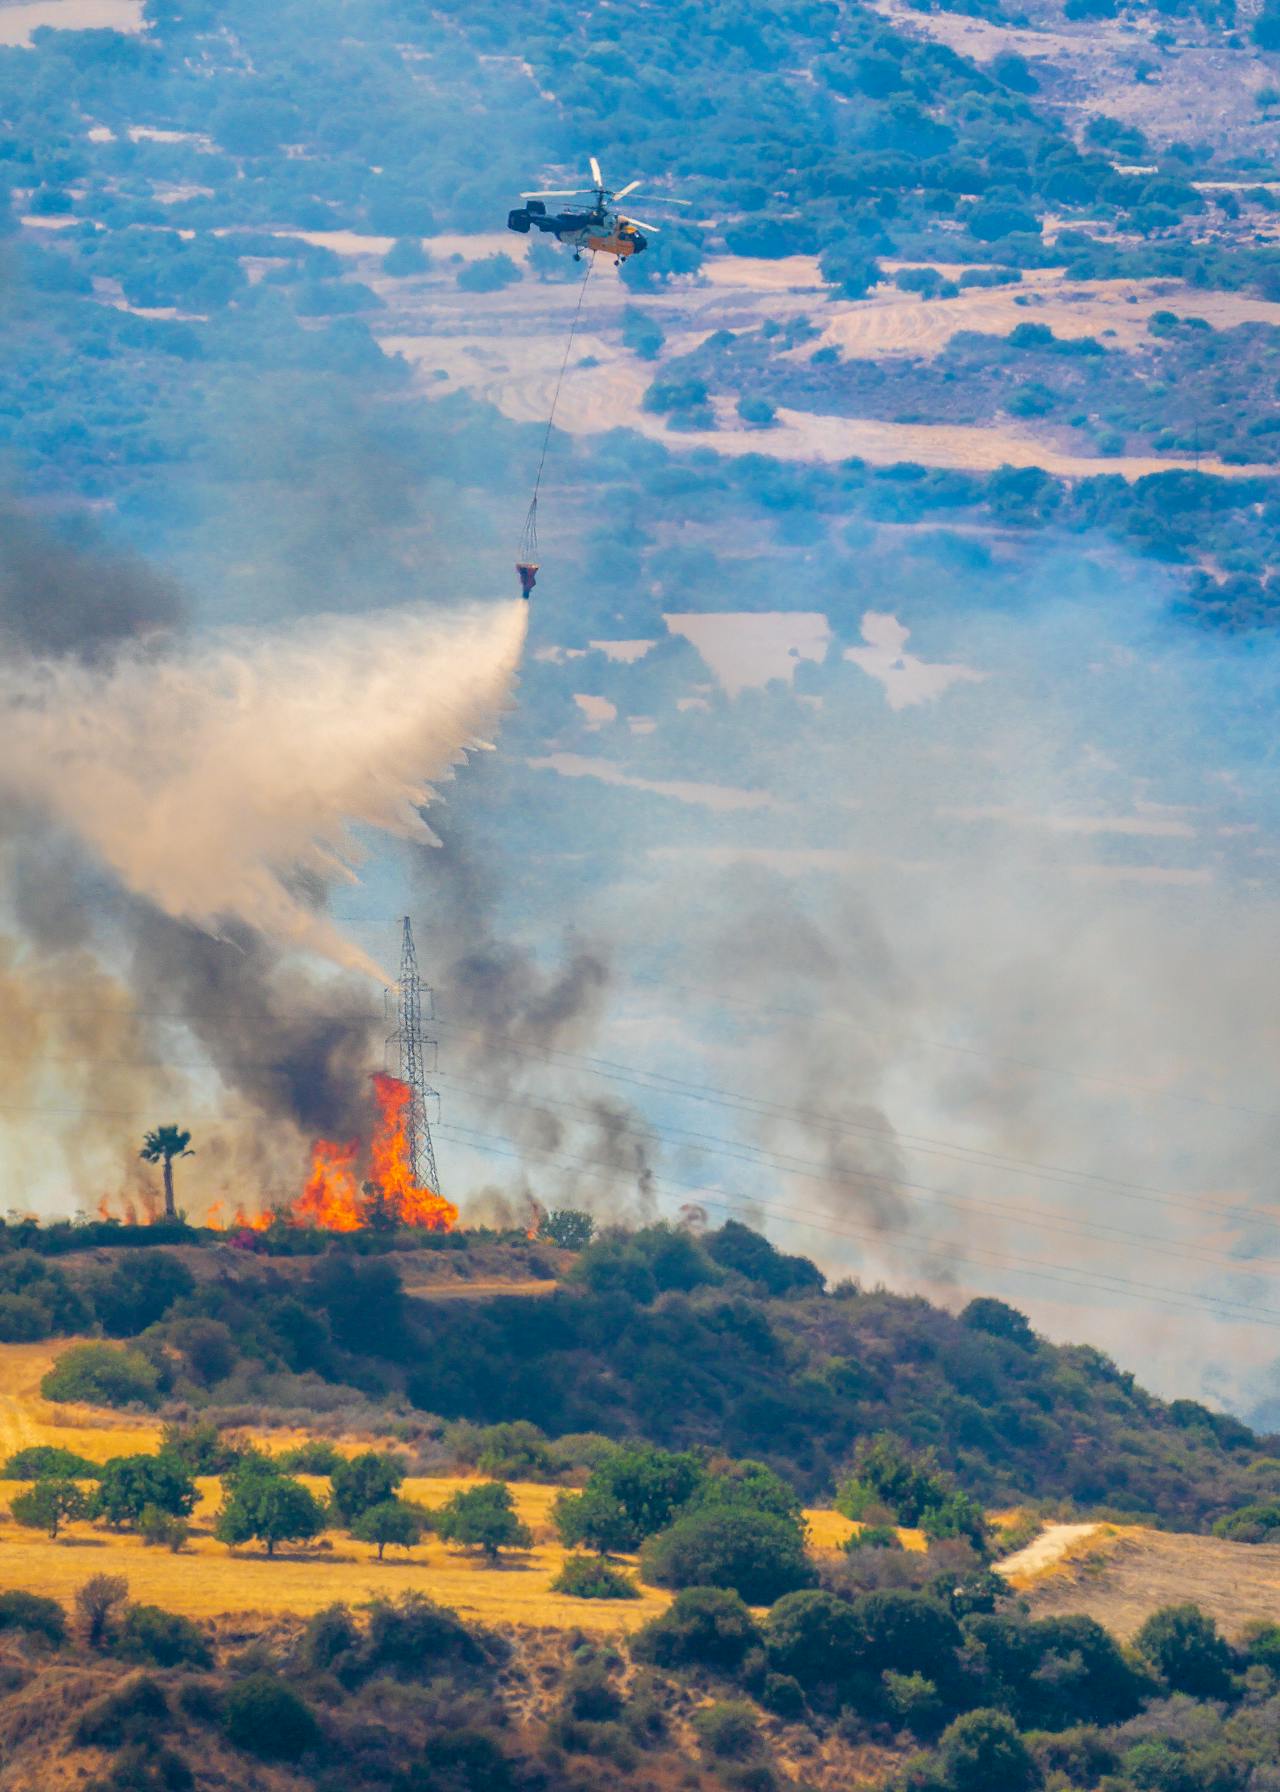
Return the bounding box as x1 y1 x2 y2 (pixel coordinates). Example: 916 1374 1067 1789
5 1221 1276 1526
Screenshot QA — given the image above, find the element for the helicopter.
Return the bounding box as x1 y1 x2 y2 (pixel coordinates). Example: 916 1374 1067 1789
506 155 689 263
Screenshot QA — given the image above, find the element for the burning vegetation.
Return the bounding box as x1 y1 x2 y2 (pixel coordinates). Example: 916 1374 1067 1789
293 1072 457 1233
141 1072 457 1235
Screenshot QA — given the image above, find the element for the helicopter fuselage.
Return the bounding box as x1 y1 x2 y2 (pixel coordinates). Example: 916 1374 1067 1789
507 201 647 259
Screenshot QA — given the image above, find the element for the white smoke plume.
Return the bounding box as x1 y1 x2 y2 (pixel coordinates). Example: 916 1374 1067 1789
0 599 528 976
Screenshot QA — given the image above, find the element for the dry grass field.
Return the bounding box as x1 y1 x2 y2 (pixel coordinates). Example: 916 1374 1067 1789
0 1339 884 1634
1023 1525 1280 1642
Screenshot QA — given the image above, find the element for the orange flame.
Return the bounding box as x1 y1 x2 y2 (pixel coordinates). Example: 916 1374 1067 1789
295 1138 363 1232
368 1072 457 1231
200 1073 457 1236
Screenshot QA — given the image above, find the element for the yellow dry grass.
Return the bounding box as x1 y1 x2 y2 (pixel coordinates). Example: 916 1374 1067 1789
0 1338 872 1633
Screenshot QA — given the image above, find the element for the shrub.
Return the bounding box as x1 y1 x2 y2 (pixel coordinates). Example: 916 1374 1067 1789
939 1708 1036 1792
536 1208 595 1249
95 1454 198 1527
364 1592 485 1677
640 1507 815 1606
138 1506 189 1552
692 1700 762 1760
93 1253 194 1337
556 1444 706 1553
352 1498 426 1559
552 1484 637 1555
632 1586 761 1669
159 1421 240 1476
473 1421 554 1480
3 1444 100 1478
0 1293 51 1340
961 1297 1035 1347
845 1524 903 1553
43 1342 161 1409
433 1482 531 1560
0 1588 66 1644
693 1461 803 1525
1134 1604 1236 1698
78 1573 129 1646
215 1465 326 1557
552 1554 640 1599
224 1673 319 1761
330 1450 405 1525
75 1675 169 1747
11 1476 89 1537
117 1603 212 1669
1213 1500 1280 1542
763 1590 862 1689
278 1439 342 1475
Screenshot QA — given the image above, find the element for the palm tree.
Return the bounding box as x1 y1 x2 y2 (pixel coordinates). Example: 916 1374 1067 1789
139 1125 194 1222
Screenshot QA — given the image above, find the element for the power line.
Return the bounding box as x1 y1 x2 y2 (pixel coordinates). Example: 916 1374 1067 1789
430 1070 1280 1281
435 1121 1280 1331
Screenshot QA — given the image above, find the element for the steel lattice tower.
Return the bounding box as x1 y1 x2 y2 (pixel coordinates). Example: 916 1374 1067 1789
391 916 442 1196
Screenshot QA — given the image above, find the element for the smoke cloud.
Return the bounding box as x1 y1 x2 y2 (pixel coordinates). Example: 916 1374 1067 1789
0 563 529 1215
0 599 528 974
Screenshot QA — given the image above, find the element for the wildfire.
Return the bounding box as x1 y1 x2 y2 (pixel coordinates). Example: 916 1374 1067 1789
208 1072 457 1235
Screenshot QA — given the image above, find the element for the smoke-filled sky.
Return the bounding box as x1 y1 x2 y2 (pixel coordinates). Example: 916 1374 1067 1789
5 481 1280 1416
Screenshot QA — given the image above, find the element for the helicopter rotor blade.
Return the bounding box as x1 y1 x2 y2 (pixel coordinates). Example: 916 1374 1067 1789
618 213 661 232
613 179 642 199
589 154 603 187
621 194 692 205
521 189 593 198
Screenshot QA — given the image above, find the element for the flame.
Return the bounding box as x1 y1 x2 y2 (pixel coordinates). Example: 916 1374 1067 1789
295 1137 363 1232
196 1072 458 1236
368 1072 457 1231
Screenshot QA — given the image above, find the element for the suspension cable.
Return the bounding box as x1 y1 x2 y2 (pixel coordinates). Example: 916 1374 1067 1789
519 252 595 563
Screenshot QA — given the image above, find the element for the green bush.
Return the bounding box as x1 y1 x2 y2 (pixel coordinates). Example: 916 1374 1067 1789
278 1439 342 1475
633 1585 761 1670
94 1454 198 1527
691 1699 762 1760
159 1421 240 1476
116 1603 212 1668
641 1507 815 1606
0 1293 52 1341
215 1464 326 1557
93 1253 194 1337
3 1444 100 1478
330 1450 405 1524
364 1592 485 1677
76 1675 170 1747
432 1482 531 1560
396 1729 514 1791
1134 1604 1236 1699
552 1554 640 1599
352 1498 426 1559
844 1524 903 1552
535 1208 595 1249
939 1708 1036 1792
42 1343 161 1409
1212 1501 1280 1543
138 1505 189 1552
224 1673 319 1761
11 1476 89 1537
763 1590 862 1689
554 1444 706 1552
0 1588 66 1644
